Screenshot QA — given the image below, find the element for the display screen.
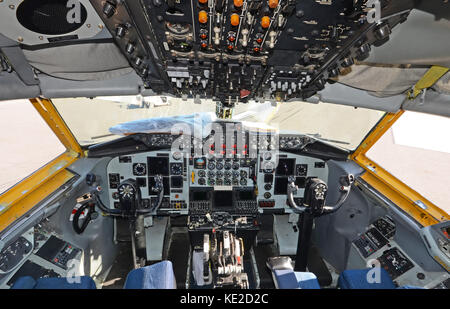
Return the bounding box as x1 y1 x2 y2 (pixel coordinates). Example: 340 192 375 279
238 190 254 200
147 157 169 175
170 176 183 188
295 177 306 188
213 190 233 209
192 191 210 201
274 177 289 195
275 158 296 176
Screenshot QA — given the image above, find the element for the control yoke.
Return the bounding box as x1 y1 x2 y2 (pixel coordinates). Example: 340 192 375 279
287 174 354 271
287 174 354 215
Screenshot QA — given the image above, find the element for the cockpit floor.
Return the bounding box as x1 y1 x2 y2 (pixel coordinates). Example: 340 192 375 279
102 241 133 289
166 231 191 289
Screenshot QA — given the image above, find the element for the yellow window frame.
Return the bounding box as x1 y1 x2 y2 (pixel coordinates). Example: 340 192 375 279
351 111 450 227
0 98 83 232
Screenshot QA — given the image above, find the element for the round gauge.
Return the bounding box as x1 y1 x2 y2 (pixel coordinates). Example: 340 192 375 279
240 170 248 178
232 179 239 186
264 183 272 191
194 157 206 169
216 171 223 178
224 179 231 186
262 161 275 173
172 151 182 160
198 170 206 177
208 162 216 170
133 163 147 176
280 139 286 148
216 179 223 186
150 136 160 145
208 178 215 186
112 192 119 200
264 192 272 199
232 171 240 178
208 170 215 178
224 162 232 170
216 162 224 170
263 151 272 161
240 178 247 186
216 158 223 163
170 163 182 175
224 171 232 178
198 177 206 185
232 162 240 170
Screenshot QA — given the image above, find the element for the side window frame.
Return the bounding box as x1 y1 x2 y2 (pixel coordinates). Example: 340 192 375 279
0 98 83 232
351 111 449 226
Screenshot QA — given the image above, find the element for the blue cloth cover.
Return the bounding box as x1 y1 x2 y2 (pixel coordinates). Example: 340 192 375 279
11 276 96 289
338 268 396 289
273 269 321 289
124 260 176 289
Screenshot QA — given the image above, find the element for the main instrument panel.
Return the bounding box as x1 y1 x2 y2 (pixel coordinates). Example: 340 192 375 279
89 0 412 106
105 131 328 215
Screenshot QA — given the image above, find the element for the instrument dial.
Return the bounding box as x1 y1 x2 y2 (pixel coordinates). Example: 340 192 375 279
133 163 147 176
216 162 224 170
170 163 182 175
198 170 206 177
262 161 275 173
172 151 182 160
263 151 272 160
208 162 216 170
198 177 206 185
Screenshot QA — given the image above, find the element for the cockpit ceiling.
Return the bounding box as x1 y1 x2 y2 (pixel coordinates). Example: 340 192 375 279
0 1 449 115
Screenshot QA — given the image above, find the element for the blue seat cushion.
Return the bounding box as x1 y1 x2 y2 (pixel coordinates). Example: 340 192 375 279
124 261 176 289
338 268 396 289
11 276 96 289
273 269 320 289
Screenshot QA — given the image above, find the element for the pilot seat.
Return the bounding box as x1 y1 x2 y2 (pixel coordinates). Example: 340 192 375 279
11 260 176 289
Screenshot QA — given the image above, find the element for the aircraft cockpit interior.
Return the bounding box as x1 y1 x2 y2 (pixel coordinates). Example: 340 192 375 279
0 0 449 293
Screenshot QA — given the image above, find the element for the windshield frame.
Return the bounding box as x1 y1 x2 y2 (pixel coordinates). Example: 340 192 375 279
51 96 386 151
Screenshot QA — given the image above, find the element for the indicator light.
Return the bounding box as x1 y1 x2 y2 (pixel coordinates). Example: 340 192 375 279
199 11 208 24
231 13 240 26
261 16 270 29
